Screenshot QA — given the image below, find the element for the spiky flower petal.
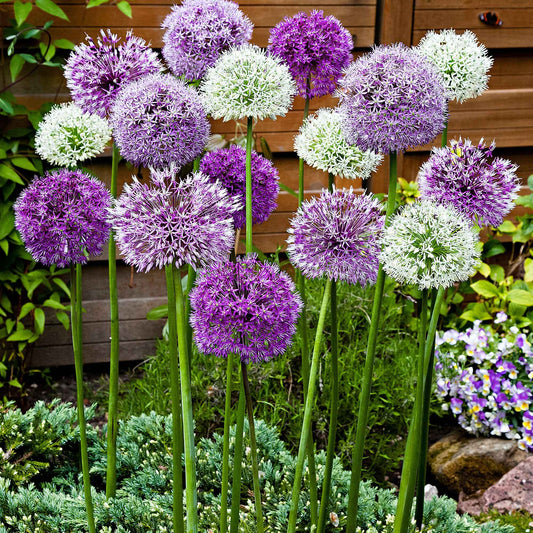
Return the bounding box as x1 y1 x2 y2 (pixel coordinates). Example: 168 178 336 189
190 254 302 363
34 102 111 168
380 200 480 290
199 145 279 229
418 138 519 228
287 188 384 286
268 10 353 99
200 44 296 121
64 29 162 117
417 29 493 103
14 170 111 267
109 73 210 169
108 170 241 273
338 43 447 153
294 108 383 180
162 0 252 81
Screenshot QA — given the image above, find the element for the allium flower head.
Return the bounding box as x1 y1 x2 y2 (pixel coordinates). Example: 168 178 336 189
338 43 447 153
109 73 210 168
268 10 353 99
14 170 111 267
417 29 493 103
108 170 241 273
190 254 302 363
380 200 480 290
287 188 384 286
64 29 162 117
199 145 279 229
35 102 111 168
418 138 519 228
162 0 253 81
200 44 296 121
294 108 383 180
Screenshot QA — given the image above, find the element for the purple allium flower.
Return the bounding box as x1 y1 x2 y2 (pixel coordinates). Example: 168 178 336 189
14 170 111 267
268 10 353 99
64 29 163 118
162 0 253 81
417 138 520 228
108 169 241 273
338 43 447 153
190 254 302 363
109 73 210 169
199 145 279 229
287 188 384 286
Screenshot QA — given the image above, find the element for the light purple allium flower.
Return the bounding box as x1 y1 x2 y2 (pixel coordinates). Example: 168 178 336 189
287 188 384 286
199 145 279 229
14 170 111 267
190 254 302 363
109 73 210 169
162 0 253 81
108 169 241 273
338 43 447 153
268 10 353 99
64 29 162 118
417 138 520 228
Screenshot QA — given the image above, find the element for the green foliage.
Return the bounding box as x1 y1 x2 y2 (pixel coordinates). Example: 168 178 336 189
475 510 533 533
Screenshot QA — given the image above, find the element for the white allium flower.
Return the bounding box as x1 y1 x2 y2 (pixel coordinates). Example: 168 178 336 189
200 44 296 121
35 102 111 167
417 29 493 103
380 200 480 290
294 108 383 180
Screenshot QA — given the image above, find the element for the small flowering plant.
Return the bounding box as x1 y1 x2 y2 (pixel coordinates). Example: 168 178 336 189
435 315 533 451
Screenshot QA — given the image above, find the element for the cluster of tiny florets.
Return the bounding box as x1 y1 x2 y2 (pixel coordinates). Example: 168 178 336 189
338 43 447 153
199 145 279 229
162 0 253 81
268 10 353 99
294 108 383 180
35 102 111 168
108 171 241 273
287 188 384 286
109 73 210 168
380 200 480 290
190 254 302 363
417 29 493 103
200 44 296 121
418 138 519 228
14 170 111 267
64 29 162 117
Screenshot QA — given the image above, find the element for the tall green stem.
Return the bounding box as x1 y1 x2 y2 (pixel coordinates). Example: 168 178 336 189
287 279 332 533
70 264 96 533
242 362 264 533
165 265 184 533
393 287 445 533
441 121 448 147
245 116 253 253
106 142 120 499
317 174 339 533
346 151 398 533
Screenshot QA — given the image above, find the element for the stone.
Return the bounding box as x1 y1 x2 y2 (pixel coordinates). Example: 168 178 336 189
428 429 528 496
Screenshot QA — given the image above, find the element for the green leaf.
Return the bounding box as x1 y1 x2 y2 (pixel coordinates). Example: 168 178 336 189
0 239 8 255
489 264 505 283
0 163 23 184
525 258 533 283
515 195 533 209
11 157 37 171
18 302 35 320
512 228 531 244
87 0 109 6
498 220 516 233
35 0 69 20
8 378 22 388
471 279 500 299
0 96 14 114
42 298 66 310
482 239 506 259
509 302 527 319
10 55 25 82
53 38 74 50
55 310 70 330
507 289 533 307
528 174 533 191
460 303 492 322
476 262 491 277
33 307 45 335
52 277 70 297
116 0 132 17
279 182 297 198
7 328 34 341
13 1 32 26
146 304 168 320
0 211 14 240
39 42 56 61
18 53 38 64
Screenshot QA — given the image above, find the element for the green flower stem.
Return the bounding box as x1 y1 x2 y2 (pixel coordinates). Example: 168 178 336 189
241 362 265 533
245 115 253 253
393 287 445 533
165 265 184 533
288 278 332 533
317 174 339 533
441 121 448 147
220 351 236 533
185 264 196 374
193 156 200 172
106 142 120 499
70 264 96 533
229 376 246 533
346 151 398 533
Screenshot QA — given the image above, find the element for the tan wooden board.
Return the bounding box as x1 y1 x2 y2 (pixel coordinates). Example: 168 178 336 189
413 28 533 48
414 8 533 29
415 0 533 9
